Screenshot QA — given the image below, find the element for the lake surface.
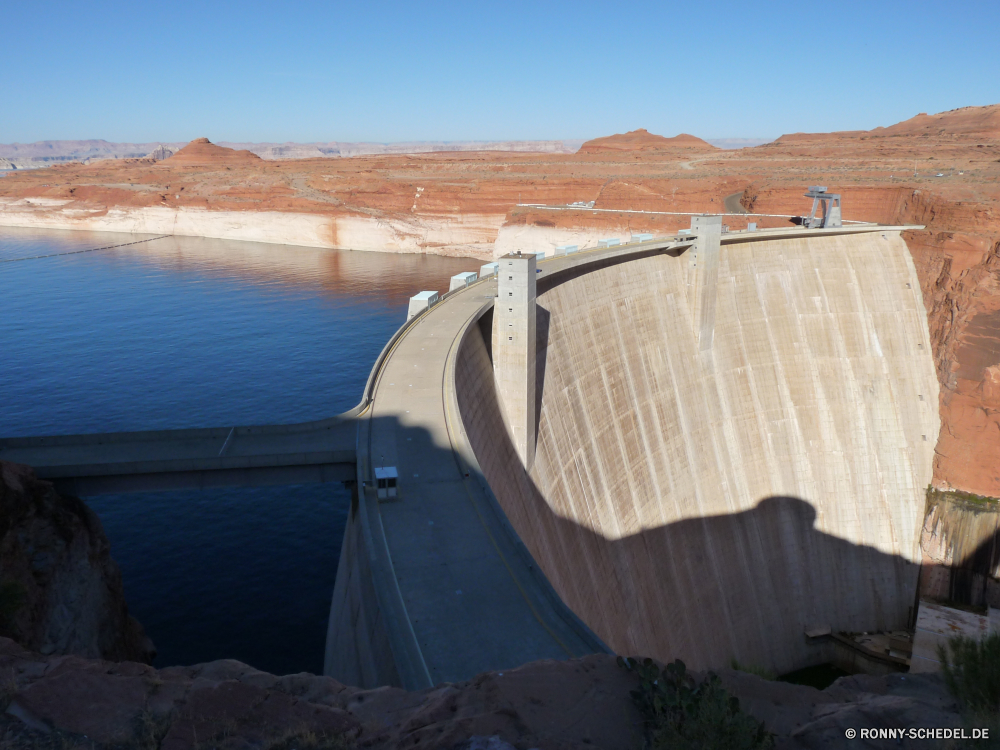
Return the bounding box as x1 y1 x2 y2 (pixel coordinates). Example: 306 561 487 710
0 227 480 674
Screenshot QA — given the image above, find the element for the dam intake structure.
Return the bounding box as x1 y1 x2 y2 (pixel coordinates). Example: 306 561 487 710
0 220 939 688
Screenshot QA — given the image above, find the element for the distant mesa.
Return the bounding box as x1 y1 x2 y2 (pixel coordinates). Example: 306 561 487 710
776 103 1000 143
877 104 1000 137
163 137 262 166
775 131 867 143
578 129 717 154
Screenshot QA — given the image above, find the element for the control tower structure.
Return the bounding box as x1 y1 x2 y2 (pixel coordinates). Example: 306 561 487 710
803 186 842 228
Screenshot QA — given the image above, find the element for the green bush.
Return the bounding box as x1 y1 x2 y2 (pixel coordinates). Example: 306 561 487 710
619 656 773 750
938 631 1000 715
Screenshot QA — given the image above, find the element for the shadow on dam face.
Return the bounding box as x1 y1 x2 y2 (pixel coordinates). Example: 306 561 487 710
570 492 917 670
331 412 917 686
455 327 920 676
479 459 915 675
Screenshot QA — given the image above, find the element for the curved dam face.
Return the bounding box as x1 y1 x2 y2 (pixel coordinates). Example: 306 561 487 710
456 231 939 674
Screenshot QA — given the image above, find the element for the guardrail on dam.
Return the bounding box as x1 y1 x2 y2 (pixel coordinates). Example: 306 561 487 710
0 221 940 689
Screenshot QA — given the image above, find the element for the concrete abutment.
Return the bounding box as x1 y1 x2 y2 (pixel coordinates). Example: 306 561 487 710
493 252 537 469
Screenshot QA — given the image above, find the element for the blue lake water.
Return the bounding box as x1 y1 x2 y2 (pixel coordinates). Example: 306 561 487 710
0 227 479 674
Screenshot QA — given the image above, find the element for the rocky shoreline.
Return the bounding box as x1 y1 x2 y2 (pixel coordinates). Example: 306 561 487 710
0 462 153 664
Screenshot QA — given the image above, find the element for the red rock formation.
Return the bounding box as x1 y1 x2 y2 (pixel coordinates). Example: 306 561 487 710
577 128 716 154
878 104 1000 138
163 137 262 167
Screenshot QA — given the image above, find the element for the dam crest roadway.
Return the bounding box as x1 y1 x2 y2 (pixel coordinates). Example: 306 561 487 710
0 221 937 690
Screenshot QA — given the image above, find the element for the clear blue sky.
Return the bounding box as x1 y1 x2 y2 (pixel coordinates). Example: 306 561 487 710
3 0 998 144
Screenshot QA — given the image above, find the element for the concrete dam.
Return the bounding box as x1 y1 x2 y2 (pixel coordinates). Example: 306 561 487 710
1 222 940 687
326 222 939 686
458 229 938 675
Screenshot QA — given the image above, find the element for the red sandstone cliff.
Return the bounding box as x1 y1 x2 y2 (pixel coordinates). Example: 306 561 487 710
577 129 716 154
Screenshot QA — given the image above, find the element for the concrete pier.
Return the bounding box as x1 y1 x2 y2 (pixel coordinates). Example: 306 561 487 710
449 272 478 291
492 253 537 469
407 291 439 320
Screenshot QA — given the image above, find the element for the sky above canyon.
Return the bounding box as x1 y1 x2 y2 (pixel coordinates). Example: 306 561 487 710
3 0 998 144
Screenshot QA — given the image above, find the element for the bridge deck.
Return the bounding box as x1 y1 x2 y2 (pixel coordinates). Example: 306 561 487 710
0 416 357 494
357 268 608 686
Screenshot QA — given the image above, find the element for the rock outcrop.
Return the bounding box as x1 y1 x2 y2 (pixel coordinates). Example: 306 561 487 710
0 461 153 663
577 128 716 154
0 639 965 750
878 104 1000 138
145 145 176 161
163 138 262 167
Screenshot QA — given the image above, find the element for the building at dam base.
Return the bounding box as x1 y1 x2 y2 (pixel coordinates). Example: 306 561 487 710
456 230 939 675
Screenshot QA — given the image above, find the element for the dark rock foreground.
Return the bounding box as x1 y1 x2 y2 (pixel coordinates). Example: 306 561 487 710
0 460 971 749
0 462 154 663
0 638 969 750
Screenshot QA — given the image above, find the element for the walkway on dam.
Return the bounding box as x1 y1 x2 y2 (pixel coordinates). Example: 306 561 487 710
355 271 608 686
